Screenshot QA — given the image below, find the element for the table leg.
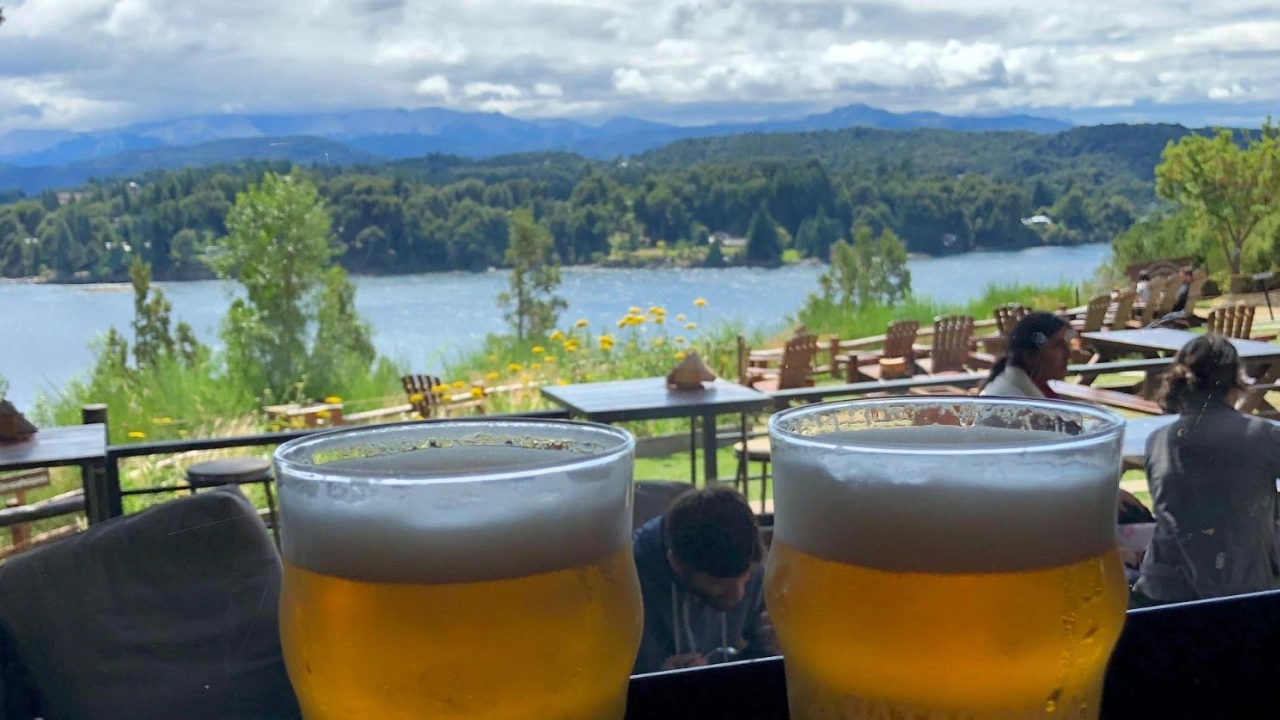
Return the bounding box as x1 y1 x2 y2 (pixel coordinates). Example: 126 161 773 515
702 413 719 483
689 418 698 486
1238 362 1280 416
1265 289 1275 320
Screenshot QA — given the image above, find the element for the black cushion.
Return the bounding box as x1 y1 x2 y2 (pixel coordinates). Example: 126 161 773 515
0 487 300 720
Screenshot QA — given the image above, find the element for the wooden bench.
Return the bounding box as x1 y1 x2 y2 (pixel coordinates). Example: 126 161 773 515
1049 381 1163 415
0 470 86 557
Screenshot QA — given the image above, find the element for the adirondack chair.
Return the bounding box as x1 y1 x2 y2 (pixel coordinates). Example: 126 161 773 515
1070 293 1111 333
1130 276 1169 328
401 374 485 417
1151 275 1180 318
746 332 819 393
1106 289 1137 330
980 303 1029 355
916 315 983 375
848 320 922 381
1206 304 1256 339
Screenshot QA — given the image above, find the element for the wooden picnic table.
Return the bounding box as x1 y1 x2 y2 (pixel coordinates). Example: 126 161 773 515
1083 329 1280 416
541 377 770 484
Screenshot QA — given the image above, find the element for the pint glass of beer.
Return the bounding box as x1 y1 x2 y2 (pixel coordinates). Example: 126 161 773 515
765 397 1127 720
273 419 642 720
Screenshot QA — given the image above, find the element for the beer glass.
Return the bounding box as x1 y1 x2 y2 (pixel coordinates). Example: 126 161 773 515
765 397 1127 720
273 419 642 720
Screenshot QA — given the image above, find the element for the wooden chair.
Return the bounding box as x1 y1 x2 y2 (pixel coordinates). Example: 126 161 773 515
1206 304 1256 339
1130 277 1165 328
1107 289 1137 330
746 333 819 393
980 303 1029 355
401 374 485 417
848 320 921 381
916 315 981 375
1071 293 1111 333
1151 275 1180 318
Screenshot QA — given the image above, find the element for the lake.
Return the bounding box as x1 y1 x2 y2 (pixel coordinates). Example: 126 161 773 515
0 243 1111 408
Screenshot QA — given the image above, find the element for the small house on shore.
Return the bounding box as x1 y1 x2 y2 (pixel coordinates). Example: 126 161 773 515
708 231 747 248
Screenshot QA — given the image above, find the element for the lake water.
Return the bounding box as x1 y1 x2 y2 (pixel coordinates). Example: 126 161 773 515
0 243 1110 408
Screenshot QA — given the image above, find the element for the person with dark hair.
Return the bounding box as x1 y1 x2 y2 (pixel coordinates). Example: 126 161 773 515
1135 271 1152 306
630 485 778 675
978 312 1073 399
1169 266 1195 314
1133 334 1280 604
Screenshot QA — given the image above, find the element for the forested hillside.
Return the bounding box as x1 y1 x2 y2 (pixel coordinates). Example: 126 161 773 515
0 123 1198 282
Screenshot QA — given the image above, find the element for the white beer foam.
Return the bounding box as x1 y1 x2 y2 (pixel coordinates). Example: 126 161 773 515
278 444 632 584
771 425 1121 574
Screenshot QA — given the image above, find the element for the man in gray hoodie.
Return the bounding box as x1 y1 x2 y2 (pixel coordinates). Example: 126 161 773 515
631 485 779 675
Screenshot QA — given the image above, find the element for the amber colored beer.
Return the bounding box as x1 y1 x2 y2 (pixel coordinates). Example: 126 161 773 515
281 546 641 720
767 542 1127 719
273 421 642 720
766 401 1128 720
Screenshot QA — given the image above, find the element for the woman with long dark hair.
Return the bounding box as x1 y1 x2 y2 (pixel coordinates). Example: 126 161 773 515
979 312 1073 398
1134 334 1280 604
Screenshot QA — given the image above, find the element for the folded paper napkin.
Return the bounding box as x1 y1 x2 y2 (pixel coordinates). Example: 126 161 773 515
0 400 38 443
666 353 717 391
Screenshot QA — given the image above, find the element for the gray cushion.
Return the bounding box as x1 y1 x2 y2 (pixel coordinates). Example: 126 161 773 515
0 487 299 720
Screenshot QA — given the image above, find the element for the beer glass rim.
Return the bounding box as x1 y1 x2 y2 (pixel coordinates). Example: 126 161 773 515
768 396 1124 456
273 417 635 485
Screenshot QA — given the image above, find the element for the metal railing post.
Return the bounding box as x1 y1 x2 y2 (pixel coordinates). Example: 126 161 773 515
80 404 121 523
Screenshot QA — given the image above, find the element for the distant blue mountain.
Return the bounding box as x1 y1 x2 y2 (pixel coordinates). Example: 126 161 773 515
0 103 1073 170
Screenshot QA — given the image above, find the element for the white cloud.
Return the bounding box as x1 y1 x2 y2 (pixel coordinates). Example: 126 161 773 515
415 74 451 98
0 0 1278 134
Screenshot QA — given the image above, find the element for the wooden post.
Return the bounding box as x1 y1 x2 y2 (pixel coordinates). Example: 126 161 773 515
80 404 118 524
828 335 840 379
736 335 748 385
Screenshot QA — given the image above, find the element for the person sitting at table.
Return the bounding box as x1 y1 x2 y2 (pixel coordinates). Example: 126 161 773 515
631 485 779 675
1133 334 1280 605
979 311 1152 525
1170 266 1194 314
979 312 1072 399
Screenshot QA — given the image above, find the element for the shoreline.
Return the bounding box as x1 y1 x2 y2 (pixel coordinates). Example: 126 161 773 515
0 242 1104 287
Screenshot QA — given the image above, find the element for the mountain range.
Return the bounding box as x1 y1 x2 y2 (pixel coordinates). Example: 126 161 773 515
0 104 1073 194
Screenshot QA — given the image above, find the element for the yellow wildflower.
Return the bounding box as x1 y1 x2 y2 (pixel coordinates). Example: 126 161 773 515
557 379 570 385
616 319 626 329
532 345 545 354
654 316 665 325
127 431 145 440
574 318 589 328
652 337 666 347
432 385 449 395
451 380 466 390
686 322 697 330
648 306 666 315
151 417 174 425
316 410 331 420
324 396 342 404
628 306 643 315
508 363 523 372
531 363 542 371
549 330 565 342
486 372 500 381
178 429 189 438
470 387 485 399
599 335 615 351
626 315 645 326
676 313 687 321
674 351 687 361
694 298 708 307
544 355 556 363
409 393 425 404
675 336 687 344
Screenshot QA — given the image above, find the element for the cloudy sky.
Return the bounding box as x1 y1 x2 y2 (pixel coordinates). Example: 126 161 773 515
1 0 1278 134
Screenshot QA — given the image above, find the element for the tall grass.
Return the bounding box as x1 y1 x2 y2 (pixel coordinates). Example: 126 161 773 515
793 282 1079 340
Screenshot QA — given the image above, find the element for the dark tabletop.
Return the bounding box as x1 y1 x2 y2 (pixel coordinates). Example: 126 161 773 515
542 377 770 423
1082 328 1280 360
0 424 107 473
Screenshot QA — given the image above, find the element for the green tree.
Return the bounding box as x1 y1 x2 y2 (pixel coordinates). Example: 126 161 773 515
214 171 356 395
817 225 911 306
704 239 726 268
744 206 783 265
817 238 859 305
129 256 175 368
1155 124 1280 275
498 210 567 340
